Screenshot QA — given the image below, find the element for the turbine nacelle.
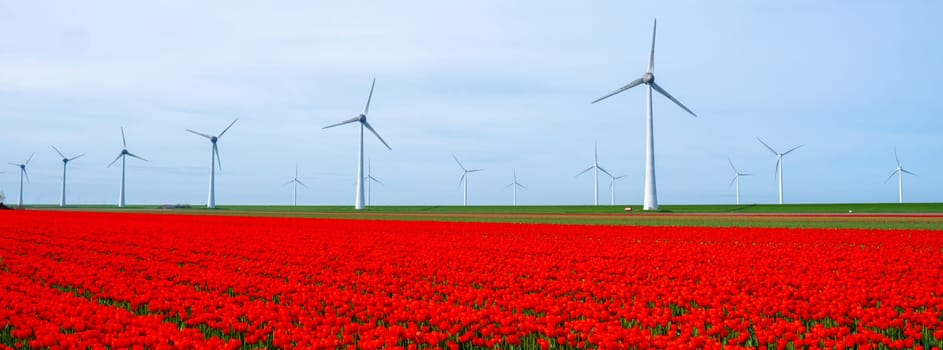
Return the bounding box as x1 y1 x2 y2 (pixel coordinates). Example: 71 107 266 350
642 72 655 84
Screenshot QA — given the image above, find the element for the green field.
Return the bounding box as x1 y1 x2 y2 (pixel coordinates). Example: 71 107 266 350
18 203 943 230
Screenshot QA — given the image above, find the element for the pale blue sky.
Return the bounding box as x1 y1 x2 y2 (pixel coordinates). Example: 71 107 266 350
1 1 941 206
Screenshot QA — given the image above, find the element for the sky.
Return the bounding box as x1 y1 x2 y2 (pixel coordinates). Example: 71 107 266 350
1 1 941 206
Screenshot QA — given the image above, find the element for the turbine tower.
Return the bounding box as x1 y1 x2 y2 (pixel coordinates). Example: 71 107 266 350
187 118 238 209
454 155 483 206
592 19 697 211
727 158 751 205
504 168 526 206
364 159 383 206
885 148 915 204
283 164 307 206
607 173 627 206
756 138 802 205
52 146 85 207
323 78 391 210
108 127 147 208
7 153 33 208
576 142 613 206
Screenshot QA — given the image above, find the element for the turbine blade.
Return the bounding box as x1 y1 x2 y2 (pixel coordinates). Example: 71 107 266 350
186 129 213 139
121 127 127 148
69 154 86 161
648 18 657 73
322 116 361 129
902 169 916 176
107 153 123 167
126 152 147 162
23 168 30 184
774 158 781 182
783 145 803 155
214 144 222 171
368 176 383 185
894 147 901 167
297 179 309 187
756 138 777 155
51 145 65 158
884 170 899 184
728 157 738 173
282 179 295 186
597 166 614 178
452 155 466 171
468 169 484 173
8 163 19 167
218 118 238 138
651 82 696 117
614 175 627 180
457 173 466 189
363 121 391 150
504 183 514 189
591 78 644 104
516 182 527 189
575 166 594 177
729 175 737 187
364 78 376 115
741 173 752 176
25 152 35 165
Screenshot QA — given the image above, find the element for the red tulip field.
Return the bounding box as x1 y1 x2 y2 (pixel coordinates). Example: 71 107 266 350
2 210 943 349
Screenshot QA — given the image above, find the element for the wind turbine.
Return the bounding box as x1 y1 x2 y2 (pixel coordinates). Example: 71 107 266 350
364 159 383 206
7 153 33 207
283 164 307 206
454 155 483 206
187 118 238 209
323 78 391 210
504 169 526 206
592 18 697 211
727 158 751 205
52 146 85 207
756 138 802 205
885 148 915 204
607 173 627 206
575 142 613 206
108 127 147 208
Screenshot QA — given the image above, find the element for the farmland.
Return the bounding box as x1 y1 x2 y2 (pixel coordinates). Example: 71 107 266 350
30 203 943 230
2 210 943 349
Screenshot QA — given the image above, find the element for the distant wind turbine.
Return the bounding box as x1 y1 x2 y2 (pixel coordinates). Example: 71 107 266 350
323 78 391 210
607 173 627 206
756 138 802 205
576 142 613 206
885 148 916 204
283 164 307 206
52 146 85 207
7 153 34 207
187 118 238 209
727 158 751 205
454 155 483 206
504 169 526 206
108 127 147 208
592 19 697 211
364 159 383 206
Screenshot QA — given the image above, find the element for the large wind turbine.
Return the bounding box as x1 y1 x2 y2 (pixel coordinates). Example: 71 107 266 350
187 118 238 209
283 164 307 206
108 127 147 208
52 146 85 207
364 159 383 206
576 142 613 206
323 78 391 210
727 158 751 205
454 155 483 206
885 148 916 204
504 169 526 206
756 138 802 205
607 173 627 206
7 153 33 207
592 19 697 211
